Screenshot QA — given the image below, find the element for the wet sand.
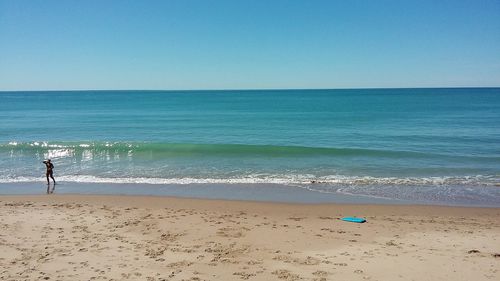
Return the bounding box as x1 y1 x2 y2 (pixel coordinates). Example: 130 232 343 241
1 195 499 280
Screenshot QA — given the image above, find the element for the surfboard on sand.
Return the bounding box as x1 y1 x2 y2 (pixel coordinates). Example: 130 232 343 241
341 217 366 223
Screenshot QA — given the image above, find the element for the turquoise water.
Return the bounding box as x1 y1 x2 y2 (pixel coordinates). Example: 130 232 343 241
1 88 499 205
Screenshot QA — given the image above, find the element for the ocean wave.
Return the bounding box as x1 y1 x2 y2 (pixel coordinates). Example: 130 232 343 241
1 174 497 187
0 141 487 160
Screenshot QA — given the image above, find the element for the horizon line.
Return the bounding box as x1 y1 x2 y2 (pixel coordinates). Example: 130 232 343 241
1 86 499 93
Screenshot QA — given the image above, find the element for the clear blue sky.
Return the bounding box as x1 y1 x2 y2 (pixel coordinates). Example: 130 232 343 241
1 0 499 90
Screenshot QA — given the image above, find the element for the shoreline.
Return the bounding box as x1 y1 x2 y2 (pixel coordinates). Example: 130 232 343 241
3 193 500 214
0 182 410 206
1 194 499 280
2 181 500 208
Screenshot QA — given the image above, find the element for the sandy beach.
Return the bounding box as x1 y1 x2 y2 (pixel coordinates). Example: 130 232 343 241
0 195 499 281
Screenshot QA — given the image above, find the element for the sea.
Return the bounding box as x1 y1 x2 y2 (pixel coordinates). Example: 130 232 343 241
1 88 499 206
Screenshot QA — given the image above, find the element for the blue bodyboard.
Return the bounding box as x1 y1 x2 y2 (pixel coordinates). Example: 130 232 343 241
341 217 366 223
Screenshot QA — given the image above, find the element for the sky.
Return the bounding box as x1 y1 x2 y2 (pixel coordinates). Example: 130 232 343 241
0 0 499 90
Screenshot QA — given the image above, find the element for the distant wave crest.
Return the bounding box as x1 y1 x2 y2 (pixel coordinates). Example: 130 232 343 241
0 141 487 160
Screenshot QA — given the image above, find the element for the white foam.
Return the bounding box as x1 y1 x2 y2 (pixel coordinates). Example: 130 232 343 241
0 174 497 186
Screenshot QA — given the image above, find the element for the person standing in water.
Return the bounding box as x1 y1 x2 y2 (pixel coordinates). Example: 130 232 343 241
43 159 56 185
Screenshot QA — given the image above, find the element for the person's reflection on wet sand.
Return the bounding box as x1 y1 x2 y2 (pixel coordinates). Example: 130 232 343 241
46 183 55 194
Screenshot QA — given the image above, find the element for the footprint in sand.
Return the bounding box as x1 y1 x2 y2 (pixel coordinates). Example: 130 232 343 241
233 271 257 279
272 269 301 280
216 227 247 238
287 217 306 221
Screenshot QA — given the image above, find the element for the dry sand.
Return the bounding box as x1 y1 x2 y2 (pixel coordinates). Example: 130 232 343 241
0 194 499 281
